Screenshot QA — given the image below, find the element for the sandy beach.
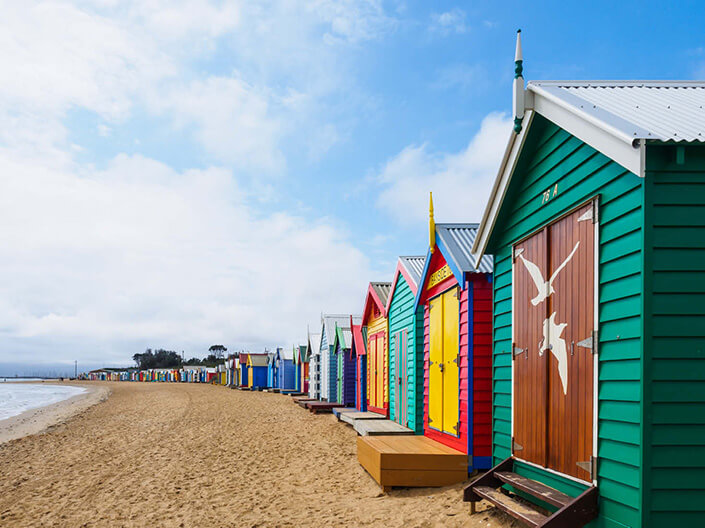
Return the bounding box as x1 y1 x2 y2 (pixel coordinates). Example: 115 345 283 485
0 383 518 528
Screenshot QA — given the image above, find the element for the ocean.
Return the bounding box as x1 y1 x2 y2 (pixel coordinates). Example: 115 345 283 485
0 383 86 421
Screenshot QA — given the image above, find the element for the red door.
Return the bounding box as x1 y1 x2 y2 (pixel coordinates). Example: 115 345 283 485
512 202 596 481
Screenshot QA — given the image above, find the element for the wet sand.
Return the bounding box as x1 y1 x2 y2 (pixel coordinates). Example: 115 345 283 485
0 382 518 527
0 383 109 445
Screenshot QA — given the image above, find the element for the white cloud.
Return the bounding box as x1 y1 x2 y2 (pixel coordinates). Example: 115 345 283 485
376 112 511 225
0 151 373 363
0 0 398 366
430 8 468 35
150 76 285 172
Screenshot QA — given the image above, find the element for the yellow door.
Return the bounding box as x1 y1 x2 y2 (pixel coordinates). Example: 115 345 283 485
442 288 459 435
376 334 385 409
368 336 376 407
428 296 443 429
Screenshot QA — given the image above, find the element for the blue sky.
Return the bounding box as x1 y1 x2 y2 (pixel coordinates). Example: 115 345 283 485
1 1 704 374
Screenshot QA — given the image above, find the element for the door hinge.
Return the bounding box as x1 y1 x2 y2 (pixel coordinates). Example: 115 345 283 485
577 456 597 481
513 247 524 261
512 438 523 452
452 356 460 365
429 360 434 367
577 330 598 355
578 208 593 222
513 346 525 359
453 422 460 434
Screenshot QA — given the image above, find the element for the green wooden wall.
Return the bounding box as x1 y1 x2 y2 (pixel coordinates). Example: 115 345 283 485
642 144 705 526
486 115 644 528
387 273 424 434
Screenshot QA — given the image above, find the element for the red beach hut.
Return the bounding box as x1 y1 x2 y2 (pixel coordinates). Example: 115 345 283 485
414 195 494 472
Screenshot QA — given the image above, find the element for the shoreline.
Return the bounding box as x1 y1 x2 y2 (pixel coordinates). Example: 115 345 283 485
0 382 110 444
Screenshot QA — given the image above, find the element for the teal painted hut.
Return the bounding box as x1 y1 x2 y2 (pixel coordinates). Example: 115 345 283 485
464 32 705 528
385 256 426 434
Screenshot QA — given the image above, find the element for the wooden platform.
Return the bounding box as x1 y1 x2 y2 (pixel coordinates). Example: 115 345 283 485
357 435 467 490
354 419 414 436
282 391 305 396
339 411 386 426
304 401 339 414
296 399 316 407
292 396 317 403
332 407 357 419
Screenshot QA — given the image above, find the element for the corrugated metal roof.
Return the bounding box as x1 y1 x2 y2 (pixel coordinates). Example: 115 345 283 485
399 256 426 287
321 314 359 348
371 282 391 306
307 331 321 357
436 223 494 273
529 81 705 143
248 355 268 367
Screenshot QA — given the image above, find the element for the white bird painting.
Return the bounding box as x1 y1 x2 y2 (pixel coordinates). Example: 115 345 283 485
539 312 569 395
519 241 580 306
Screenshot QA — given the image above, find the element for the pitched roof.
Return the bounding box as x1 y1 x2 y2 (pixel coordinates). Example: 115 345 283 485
385 256 426 315
307 329 321 357
436 224 493 274
399 256 426 286
320 314 355 348
334 315 361 350
351 319 365 356
371 282 391 306
530 81 705 143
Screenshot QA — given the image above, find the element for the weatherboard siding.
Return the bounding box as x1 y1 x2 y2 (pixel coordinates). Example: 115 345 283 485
388 273 424 433
643 145 705 527
487 116 644 528
320 331 329 400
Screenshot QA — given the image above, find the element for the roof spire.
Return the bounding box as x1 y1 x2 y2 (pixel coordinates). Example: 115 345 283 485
429 192 435 253
513 29 525 134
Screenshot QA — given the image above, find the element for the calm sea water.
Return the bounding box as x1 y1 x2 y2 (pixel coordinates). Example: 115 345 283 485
0 383 86 421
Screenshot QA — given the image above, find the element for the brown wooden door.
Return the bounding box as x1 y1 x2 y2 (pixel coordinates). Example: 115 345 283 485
513 203 595 481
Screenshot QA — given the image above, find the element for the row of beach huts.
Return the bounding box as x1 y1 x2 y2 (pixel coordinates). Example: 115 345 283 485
81 35 705 527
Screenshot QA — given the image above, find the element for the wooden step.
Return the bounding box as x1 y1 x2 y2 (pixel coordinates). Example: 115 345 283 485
495 472 572 509
473 486 547 527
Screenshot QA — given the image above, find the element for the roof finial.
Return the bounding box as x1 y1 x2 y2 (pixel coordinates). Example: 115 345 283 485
429 192 435 253
513 29 525 134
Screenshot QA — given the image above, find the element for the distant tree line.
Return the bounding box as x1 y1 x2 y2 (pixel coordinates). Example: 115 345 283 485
132 345 228 370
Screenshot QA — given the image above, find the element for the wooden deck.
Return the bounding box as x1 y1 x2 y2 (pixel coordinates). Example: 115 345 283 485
354 419 413 436
304 401 339 414
292 396 317 403
357 435 468 490
339 411 386 426
332 407 358 419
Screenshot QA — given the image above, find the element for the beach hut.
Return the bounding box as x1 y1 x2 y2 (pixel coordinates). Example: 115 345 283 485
414 196 493 473
361 282 391 415
307 329 321 399
298 344 309 394
319 314 353 403
275 350 295 391
463 33 705 527
351 318 367 411
333 317 361 406
266 351 278 389
238 354 250 388
247 354 268 389
385 256 426 434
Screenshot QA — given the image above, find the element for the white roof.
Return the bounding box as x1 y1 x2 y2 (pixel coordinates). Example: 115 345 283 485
530 81 705 143
473 80 705 261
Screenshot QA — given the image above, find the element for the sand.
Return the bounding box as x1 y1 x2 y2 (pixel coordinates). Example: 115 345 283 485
0 382 519 528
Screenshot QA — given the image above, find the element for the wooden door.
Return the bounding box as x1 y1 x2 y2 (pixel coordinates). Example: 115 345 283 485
428 296 443 429
513 203 595 481
367 335 377 407
513 228 548 467
442 289 459 436
376 334 385 410
428 288 460 436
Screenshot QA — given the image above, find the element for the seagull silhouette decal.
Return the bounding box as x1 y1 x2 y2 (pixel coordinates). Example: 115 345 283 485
519 240 580 395
518 242 580 306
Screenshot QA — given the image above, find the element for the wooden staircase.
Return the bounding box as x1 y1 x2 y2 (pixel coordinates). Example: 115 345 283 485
463 458 598 527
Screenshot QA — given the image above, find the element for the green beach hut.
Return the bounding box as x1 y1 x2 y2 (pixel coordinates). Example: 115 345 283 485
385 256 426 434
464 31 705 527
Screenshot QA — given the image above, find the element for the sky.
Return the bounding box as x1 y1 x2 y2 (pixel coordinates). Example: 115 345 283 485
1 1 705 374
